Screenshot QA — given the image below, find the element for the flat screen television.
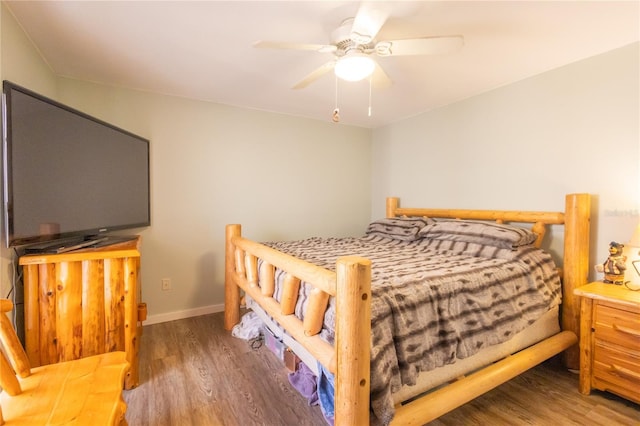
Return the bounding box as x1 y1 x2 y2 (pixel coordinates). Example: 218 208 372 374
2 81 150 250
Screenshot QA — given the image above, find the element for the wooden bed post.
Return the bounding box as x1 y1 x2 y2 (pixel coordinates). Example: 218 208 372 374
561 193 591 369
334 256 371 426
224 224 242 331
386 197 399 218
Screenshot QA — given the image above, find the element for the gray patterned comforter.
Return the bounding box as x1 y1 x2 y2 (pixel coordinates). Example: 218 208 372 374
261 235 562 424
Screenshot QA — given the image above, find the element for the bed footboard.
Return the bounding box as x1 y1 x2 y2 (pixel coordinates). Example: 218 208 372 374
224 224 372 425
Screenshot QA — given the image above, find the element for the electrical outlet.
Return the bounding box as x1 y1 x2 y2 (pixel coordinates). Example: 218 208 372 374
161 278 171 291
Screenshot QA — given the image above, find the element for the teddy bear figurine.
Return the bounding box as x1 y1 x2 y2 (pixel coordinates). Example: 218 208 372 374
595 241 627 285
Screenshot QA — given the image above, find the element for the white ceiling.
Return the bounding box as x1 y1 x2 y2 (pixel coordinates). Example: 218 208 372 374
5 1 640 128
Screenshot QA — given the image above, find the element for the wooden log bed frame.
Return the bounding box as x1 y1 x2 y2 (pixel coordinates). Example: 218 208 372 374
224 193 591 425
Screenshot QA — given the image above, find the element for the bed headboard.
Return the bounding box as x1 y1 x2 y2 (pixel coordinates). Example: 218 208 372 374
385 193 591 369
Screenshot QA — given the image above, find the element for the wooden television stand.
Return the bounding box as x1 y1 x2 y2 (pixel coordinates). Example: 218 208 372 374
19 236 144 390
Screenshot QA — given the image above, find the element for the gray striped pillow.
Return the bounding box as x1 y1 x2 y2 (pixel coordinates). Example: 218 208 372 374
418 219 537 249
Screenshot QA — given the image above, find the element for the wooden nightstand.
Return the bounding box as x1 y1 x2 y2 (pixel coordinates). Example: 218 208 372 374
574 282 640 404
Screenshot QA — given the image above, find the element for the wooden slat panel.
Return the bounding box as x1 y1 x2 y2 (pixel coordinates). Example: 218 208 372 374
578 298 594 395
234 248 246 277
245 254 258 287
123 256 140 389
82 259 105 358
303 288 330 336
259 262 275 296
104 259 125 353
280 274 301 315
23 265 40 367
38 264 57 366
55 261 83 362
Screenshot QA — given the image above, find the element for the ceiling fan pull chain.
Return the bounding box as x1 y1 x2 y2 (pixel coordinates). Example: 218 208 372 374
332 74 340 123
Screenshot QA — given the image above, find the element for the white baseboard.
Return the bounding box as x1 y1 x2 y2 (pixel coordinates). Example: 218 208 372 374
144 303 225 325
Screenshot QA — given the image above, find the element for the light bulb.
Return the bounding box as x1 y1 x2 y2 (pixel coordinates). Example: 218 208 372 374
334 54 375 82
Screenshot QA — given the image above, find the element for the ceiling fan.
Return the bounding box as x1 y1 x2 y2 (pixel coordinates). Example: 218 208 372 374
254 2 464 90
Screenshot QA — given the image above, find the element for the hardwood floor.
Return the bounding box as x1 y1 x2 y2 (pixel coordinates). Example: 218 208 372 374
124 312 640 425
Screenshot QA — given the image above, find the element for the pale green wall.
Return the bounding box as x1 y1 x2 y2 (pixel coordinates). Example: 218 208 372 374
372 42 640 276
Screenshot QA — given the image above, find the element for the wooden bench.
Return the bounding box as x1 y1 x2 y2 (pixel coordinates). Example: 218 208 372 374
0 299 129 425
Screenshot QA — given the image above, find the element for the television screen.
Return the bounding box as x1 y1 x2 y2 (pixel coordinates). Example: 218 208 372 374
2 81 150 248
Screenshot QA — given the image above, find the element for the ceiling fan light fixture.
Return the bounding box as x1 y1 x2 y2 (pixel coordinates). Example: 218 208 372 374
334 54 375 82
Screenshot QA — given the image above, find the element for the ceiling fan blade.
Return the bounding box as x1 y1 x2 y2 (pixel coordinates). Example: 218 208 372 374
292 61 336 90
376 35 464 56
254 40 337 53
370 62 392 89
350 2 390 44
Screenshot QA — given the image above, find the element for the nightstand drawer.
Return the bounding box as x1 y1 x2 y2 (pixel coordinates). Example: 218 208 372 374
594 304 640 350
593 343 640 403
